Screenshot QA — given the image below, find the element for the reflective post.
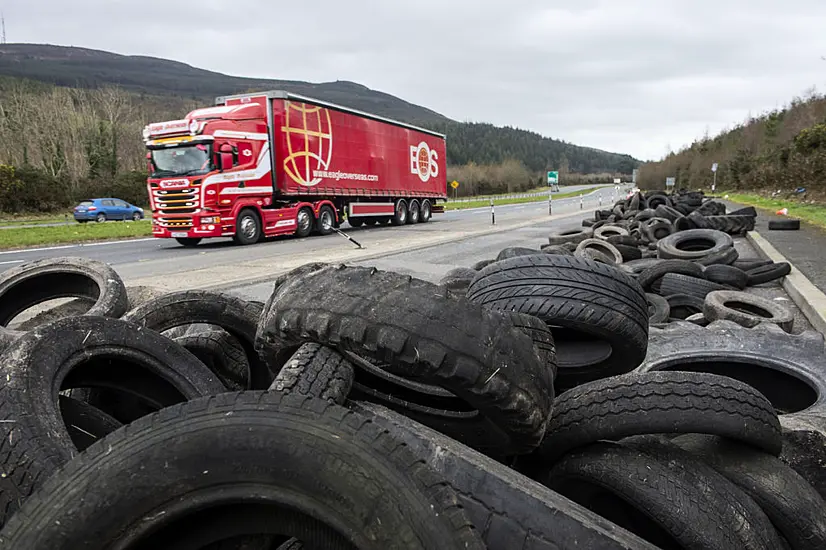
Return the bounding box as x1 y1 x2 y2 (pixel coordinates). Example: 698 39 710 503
580 194 584 210
490 198 495 225
548 192 552 215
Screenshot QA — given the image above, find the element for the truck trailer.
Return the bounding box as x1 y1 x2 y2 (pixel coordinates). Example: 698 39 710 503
142 91 447 246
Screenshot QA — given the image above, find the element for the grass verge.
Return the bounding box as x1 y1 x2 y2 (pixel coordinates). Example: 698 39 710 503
0 221 152 250
0 214 73 227
444 186 608 210
723 192 826 230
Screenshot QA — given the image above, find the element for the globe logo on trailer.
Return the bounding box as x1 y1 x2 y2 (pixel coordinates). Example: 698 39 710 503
410 141 439 183
282 102 333 187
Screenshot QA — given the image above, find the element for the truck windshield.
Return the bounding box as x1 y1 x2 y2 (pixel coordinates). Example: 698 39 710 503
150 144 212 177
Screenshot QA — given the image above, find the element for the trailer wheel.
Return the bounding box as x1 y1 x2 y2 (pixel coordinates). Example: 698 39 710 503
233 209 262 245
316 205 335 236
408 200 421 224
348 217 365 228
295 207 313 238
420 200 432 223
392 199 408 226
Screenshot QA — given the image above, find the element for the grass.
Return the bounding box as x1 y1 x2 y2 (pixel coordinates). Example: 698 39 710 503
723 192 826 230
0 220 153 250
444 186 609 210
0 214 74 227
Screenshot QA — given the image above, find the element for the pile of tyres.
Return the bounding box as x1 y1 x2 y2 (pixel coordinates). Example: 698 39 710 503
0 233 822 549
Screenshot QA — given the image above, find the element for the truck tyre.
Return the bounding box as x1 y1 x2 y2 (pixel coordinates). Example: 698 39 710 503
658 272 731 300
175 237 202 247
467 255 648 388
0 256 129 345
704 264 748 289
233 209 262 245
538 440 782 550
123 291 271 389
315 205 335 236
295 207 313 238
392 199 408 226
535 371 781 463
173 327 251 391
746 262 792 286
419 199 432 223
95 212 106 223
348 217 365 228
0 393 485 550
256 264 553 455
270 343 355 405
0 315 227 527
547 227 593 246
657 228 734 261
704 290 795 332
408 200 420 224
674 434 826 550
769 219 801 231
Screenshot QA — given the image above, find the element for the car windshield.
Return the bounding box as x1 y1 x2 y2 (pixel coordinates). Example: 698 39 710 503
150 143 212 177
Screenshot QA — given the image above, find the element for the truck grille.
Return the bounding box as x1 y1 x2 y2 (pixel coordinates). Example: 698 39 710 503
152 183 200 216
157 217 193 229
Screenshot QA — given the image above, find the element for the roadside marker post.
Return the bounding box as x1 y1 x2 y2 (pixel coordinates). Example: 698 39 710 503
490 198 495 225
548 192 552 216
599 194 603 207
580 194 584 210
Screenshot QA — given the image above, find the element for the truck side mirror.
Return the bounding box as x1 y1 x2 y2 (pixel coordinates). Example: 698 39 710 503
220 152 233 172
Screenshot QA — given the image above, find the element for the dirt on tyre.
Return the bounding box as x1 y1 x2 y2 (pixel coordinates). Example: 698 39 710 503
173 327 252 391
466 255 649 389
256 264 553 455
0 316 227 528
0 393 485 550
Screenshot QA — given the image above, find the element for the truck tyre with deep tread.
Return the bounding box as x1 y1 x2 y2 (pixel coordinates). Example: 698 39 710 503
256 264 553 455
295 207 313 238
408 200 420 224
0 316 227 527
270 343 355 405
0 393 485 550
466 255 649 388
675 434 826 550
233 208 262 245
392 199 408 226
123 291 271 389
535 371 782 463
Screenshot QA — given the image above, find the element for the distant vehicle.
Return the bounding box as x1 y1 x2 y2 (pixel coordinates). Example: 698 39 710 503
73 198 145 223
626 187 641 199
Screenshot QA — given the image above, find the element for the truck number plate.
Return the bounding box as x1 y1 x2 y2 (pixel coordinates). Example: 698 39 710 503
171 232 188 238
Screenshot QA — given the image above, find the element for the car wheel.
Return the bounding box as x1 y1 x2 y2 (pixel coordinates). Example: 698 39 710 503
95 213 106 223
132 212 142 222
295 207 313 238
233 209 262 246
316 206 335 236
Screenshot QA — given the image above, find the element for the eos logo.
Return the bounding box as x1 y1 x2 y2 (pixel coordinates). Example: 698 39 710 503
159 179 189 189
410 142 439 183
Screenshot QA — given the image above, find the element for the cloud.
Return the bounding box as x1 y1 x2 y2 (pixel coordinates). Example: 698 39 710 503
6 0 826 160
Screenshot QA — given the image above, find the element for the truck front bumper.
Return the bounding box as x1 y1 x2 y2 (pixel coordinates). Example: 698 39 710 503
152 215 233 239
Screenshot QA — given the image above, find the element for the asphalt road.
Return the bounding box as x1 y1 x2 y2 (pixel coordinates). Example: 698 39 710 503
0 186 626 287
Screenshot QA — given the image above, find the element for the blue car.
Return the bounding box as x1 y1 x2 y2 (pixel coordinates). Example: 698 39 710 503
74 198 145 223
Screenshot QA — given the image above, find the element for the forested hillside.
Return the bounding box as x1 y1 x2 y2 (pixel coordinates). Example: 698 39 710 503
638 89 826 196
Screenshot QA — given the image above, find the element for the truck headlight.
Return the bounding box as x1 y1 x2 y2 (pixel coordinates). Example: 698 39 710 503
200 216 220 224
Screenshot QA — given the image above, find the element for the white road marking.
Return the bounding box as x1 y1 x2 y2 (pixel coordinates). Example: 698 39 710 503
0 238 158 256
0 260 23 265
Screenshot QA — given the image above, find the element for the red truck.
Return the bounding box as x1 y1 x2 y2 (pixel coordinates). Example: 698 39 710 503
142 91 447 246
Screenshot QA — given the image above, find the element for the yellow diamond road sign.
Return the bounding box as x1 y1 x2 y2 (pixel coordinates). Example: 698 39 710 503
450 180 459 189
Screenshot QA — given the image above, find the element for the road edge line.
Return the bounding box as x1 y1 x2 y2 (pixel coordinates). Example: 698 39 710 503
747 230 826 336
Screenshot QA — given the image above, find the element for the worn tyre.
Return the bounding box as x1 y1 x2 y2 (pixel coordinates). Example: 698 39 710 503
0 316 226 527
657 229 733 261
0 393 484 550
439 267 478 296
539 440 782 550
471 259 496 271
593 225 629 240
729 206 758 217
613 243 643 262
675 434 826 550
704 290 794 332
59 395 122 451
257 265 553 454
467 255 649 388
547 227 593 246
174 327 251 391
574 238 623 265
646 293 670 324
734 259 773 271
270 343 354 405
658 272 731 300
769 219 801 231
641 218 674 242
535 371 781 463
496 247 542 261
124 291 270 389
654 204 682 222
688 212 755 234
637 259 705 292
704 264 748 289
695 200 727 216
505 311 557 380
664 294 704 319
0 257 128 343
747 262 792 286
539 244 574 256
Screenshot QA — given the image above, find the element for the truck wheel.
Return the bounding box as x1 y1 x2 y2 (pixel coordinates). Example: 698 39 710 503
175 238 202 247
420 200 432 223
95 213 106 223
295 207 313 238
392 199 408 226
349 217 365 228
233 209 262 245
316 206 335 236
408 200 420 224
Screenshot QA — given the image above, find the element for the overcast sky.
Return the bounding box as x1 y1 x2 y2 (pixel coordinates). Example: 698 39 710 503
6 0 826 160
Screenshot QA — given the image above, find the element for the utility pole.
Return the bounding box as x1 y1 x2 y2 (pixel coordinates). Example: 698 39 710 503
1 13 6 44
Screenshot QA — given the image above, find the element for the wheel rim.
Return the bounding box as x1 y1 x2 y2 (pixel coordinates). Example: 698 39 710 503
298 210 311 233
240 215 257 239
97 215 105 222
397 204 407 222
133 213 140 221
422 202 431 218
410 205 419 222
321 211 333 231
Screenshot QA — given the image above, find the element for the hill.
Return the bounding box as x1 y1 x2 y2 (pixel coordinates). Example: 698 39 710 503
638 90 826 195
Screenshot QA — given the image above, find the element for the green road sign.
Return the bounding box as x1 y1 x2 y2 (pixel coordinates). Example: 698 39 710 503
547 171 559 185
